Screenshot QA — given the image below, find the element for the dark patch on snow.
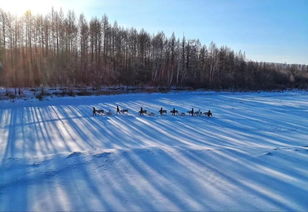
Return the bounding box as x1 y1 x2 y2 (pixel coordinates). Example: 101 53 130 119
31 162 41 167
93 152 112 158
264 152 273 156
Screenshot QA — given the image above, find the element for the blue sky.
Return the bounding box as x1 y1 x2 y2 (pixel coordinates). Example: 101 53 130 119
2 0 307 64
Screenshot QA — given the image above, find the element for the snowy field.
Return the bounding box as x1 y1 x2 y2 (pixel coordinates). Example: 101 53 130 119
1 91 308 211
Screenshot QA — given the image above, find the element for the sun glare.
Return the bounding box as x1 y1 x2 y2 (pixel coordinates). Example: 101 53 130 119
0 0 61 16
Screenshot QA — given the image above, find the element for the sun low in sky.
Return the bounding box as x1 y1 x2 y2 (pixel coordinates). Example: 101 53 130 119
0 0 53 15
0 0 93 16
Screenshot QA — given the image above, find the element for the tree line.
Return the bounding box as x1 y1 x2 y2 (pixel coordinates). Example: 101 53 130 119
0 8 307 90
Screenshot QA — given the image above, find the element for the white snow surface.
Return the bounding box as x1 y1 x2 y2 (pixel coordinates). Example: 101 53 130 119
1 91 308 211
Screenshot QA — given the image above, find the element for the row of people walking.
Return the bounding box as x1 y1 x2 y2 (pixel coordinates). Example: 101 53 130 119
93 106 212 117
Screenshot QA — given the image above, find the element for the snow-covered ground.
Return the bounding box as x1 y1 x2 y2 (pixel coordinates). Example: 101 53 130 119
1 91 308 211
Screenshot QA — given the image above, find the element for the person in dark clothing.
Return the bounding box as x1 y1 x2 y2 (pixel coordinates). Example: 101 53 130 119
207 110 213 117
170 108 178 115
139 107 146 115
159 107 163 115
116 105 120 114
188 108 194 116
93 107 96 116
159 107 167 115
93 107 104 116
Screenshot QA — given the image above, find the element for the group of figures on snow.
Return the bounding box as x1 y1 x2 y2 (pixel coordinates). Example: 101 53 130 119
93 106 213 117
